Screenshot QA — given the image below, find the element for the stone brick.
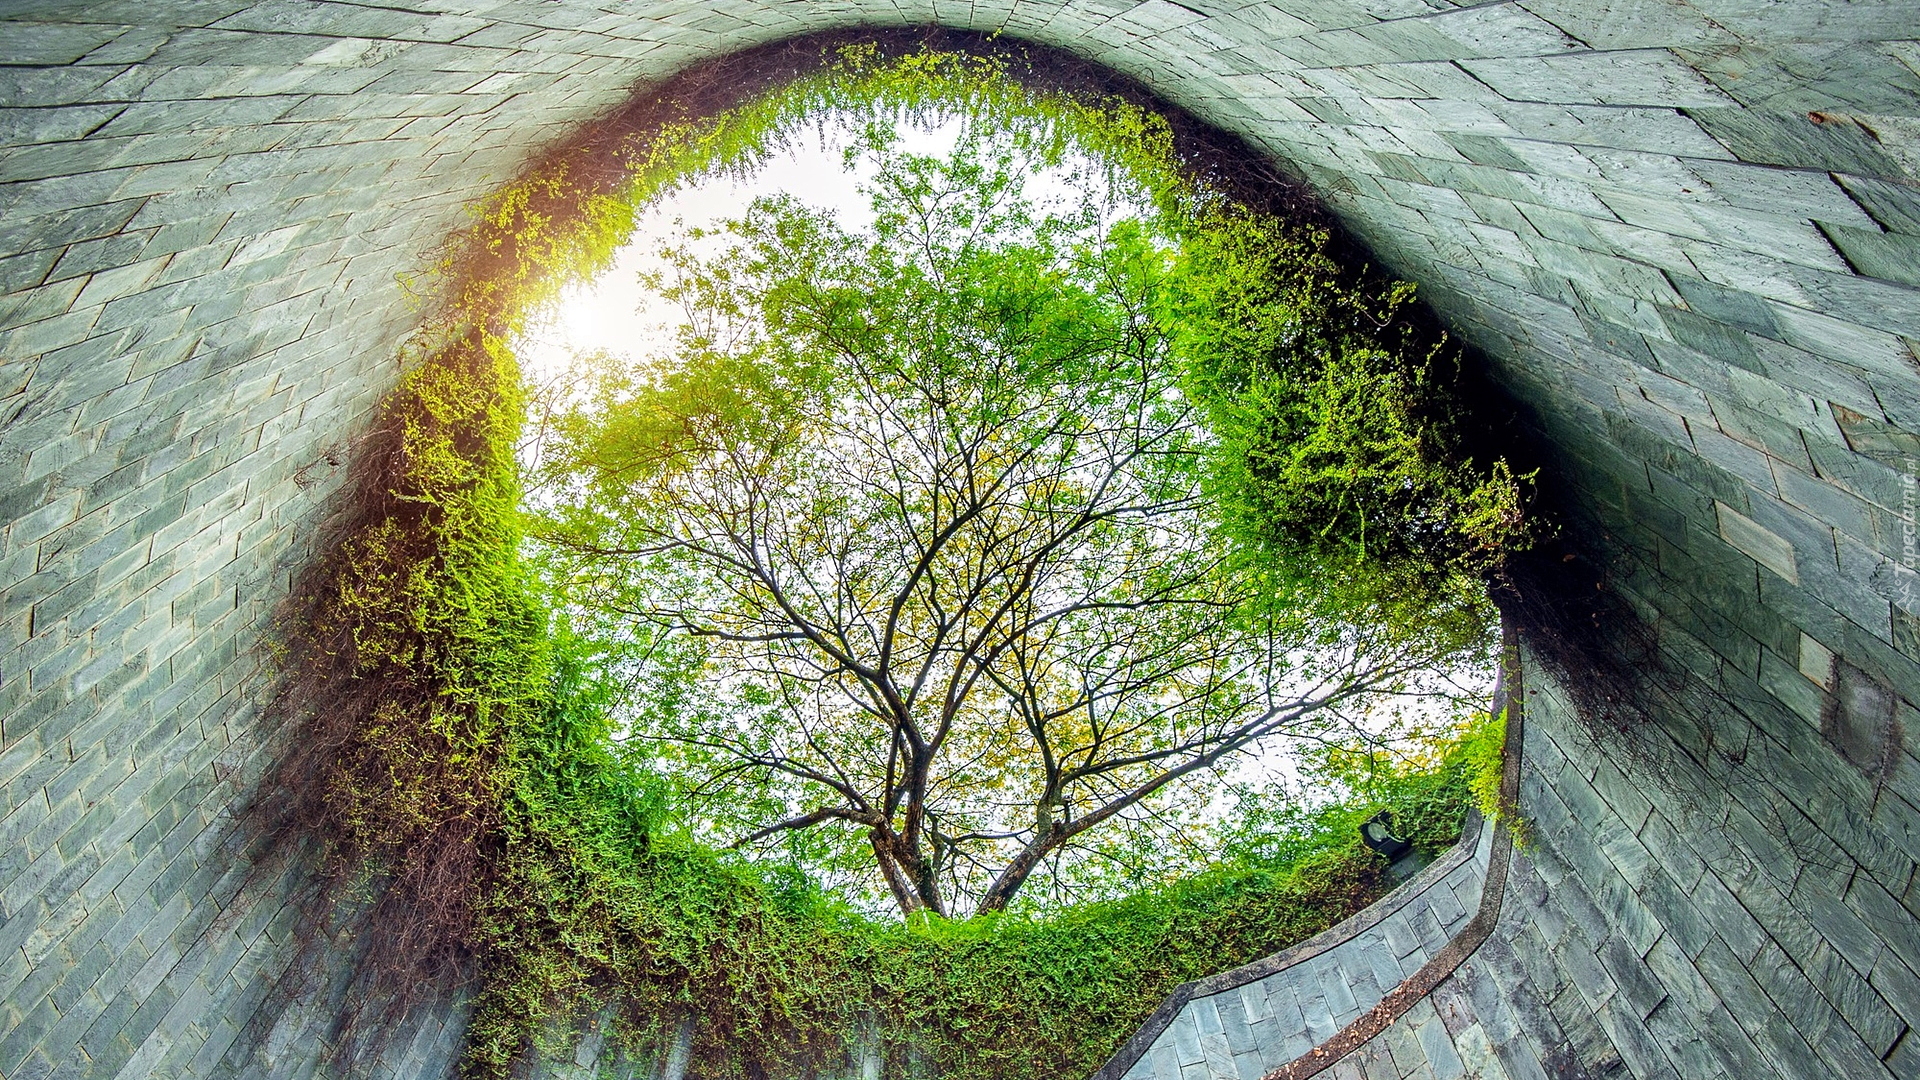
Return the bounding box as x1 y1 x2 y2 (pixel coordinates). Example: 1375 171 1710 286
1715 499 1804 583
1690 107 1908 178
1463 49 1734 108
1822 223 1920 288
1835 173 1920 236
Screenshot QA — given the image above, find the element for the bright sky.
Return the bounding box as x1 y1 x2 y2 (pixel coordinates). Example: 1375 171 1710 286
515 140 877 388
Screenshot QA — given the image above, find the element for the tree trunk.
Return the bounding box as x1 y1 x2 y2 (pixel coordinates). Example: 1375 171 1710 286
870 829 924 917
973 832 1057 914
909 852 945 917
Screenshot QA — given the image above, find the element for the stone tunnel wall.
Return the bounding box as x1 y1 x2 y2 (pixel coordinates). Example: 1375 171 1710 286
1 2 1917 1078
1112 812 1496 1080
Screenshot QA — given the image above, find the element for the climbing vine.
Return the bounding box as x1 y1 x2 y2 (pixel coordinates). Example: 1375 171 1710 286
257 35 1524 1080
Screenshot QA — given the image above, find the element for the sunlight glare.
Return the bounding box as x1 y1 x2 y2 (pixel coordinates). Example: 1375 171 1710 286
516 114 1104 390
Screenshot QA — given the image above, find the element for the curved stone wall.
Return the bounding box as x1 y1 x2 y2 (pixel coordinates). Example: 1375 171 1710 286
2 3 1917 1078
1108 813 1497 1080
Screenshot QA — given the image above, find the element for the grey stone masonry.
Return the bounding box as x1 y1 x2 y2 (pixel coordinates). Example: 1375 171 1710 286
1290 649 1920 1080
1117 817 1495 1080
1 2 1918 1078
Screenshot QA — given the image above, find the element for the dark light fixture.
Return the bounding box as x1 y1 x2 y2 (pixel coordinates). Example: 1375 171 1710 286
1360 811 1413 861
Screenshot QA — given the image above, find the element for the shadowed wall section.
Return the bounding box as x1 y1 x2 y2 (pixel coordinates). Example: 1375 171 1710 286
1 3 1917 1078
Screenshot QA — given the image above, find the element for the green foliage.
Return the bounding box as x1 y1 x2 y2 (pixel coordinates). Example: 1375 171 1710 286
463 660 1500 1080
618 45 1190 234
1169 207 1534 625
258 326 558 1063
533 125 1484 920
468 674 1411 1080
300 334 541 856
281 42 1525 1080
1217 713 1505 866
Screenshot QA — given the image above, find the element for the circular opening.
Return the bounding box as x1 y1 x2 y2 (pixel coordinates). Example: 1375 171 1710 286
264 32 1530 1079
516 86 1506 919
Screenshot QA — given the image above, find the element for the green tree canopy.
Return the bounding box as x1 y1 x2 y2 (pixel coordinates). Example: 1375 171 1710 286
535 124 1494 917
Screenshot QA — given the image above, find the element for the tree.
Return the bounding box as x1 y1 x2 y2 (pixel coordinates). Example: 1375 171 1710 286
536 127 1489 917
